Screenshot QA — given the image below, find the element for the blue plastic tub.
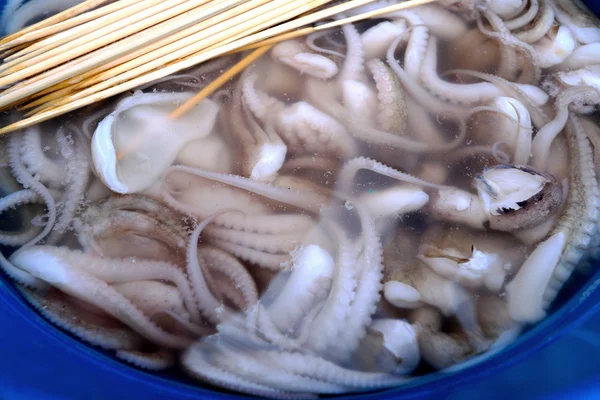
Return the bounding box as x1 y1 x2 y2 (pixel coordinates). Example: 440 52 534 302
2 1 600 399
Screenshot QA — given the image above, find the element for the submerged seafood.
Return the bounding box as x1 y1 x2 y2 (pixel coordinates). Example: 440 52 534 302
2 0 600 398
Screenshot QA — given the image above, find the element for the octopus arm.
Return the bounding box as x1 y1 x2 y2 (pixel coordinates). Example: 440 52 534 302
337 157 447 196
479 11 542 84
198 245 258 309
115 348 174 371
213 214 315 235
361 20 407 60
340 23 365 82
187 212 237 324
330 200 384 357
112 281 190 322
165 165 326 213
275 101 358 159
266 245 335 334
506 232 565 322
550 0 600 44
35 246 200 324
544 115 600 305
560 43 600 70
209 341 350 394
512 0 555 43
271 39 338 80
385 35 469 118
20 126 65 188
533 25 576 68
404 25 429 82
307 224 357 354
265 350 407 389
503 0 539 29
409 4 469 40
182 341 313 399
8 134 57 249
80 209 188 255
0 189 42 246
10 247 192 348
47 138 90 244
203 226 303 254
206 239 291 270
228 71 287 181
421 37 542 105
244 302 307 350
448 69 550 128
531 87 600 170
19 286 142 351
367 59 407 135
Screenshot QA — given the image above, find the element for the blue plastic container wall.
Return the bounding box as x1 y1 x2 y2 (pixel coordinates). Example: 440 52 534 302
2 2 600 400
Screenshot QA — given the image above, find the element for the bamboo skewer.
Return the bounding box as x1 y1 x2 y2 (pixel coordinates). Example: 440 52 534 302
2 0 333 122
23 4 280 117
57 0 291 91
19 0 282 112
4 0 370 117
18 0 343 110
49 0 400 106
114 45 271 160
0 0 146 51
0 0 220 82
241 0 437 50
12 0 281 113
171 45 273 119
0 0 435 135
0 41 30 58
47 0 317 107
3 0 243 86
0 0 329 94
0 0 248 107
0 0 321 110
0 0 112 46
2 0 172 66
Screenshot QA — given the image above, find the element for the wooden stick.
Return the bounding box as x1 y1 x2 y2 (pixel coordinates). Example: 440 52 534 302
0 0 213 79
0 0 246 106
0 0 362 134
23 18 262 116
45 0 331 108
0 0 436 134
3 0 324 104
20 0 272 111
170 45 272 119
0 0 367 130
0 41 31 58
0 0 112 46
0 0 146 51
8 0 312 110
55 0 282 91
4 0 244 86
1 0 156 64
14 0 311 110
69 0 303 94
4 0 255 112
240 0 439 50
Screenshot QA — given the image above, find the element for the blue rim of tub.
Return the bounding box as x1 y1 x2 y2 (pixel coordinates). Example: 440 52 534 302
2 0 600 398
2 260 600 399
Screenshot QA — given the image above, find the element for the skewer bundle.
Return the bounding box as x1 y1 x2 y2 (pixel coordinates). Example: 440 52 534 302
0 0 435 134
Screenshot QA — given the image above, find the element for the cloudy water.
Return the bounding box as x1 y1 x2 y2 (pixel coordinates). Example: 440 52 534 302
1 0 600 397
